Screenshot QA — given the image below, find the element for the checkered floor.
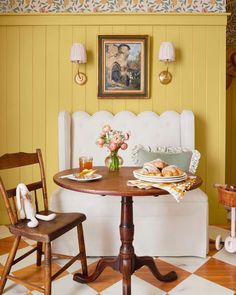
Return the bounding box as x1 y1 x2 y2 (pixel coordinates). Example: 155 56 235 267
0 225 236 294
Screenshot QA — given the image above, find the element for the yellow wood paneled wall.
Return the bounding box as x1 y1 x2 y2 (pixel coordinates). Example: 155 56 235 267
0 14 227 224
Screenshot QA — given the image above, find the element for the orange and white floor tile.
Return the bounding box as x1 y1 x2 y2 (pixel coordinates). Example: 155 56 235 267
0 225 236 294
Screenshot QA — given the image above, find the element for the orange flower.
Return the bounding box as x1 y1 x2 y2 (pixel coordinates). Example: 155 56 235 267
79 0 84 3
47 0 53 4
64 0 69 6
172 0 177 6
155 0 162 4
118 0 123 5
133 0 139 4
24 0 31 5
210 0 216 4
100 0 107 4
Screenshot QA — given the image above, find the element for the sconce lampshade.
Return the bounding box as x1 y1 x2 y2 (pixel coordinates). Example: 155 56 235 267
158 42 175 62
70 43 87 64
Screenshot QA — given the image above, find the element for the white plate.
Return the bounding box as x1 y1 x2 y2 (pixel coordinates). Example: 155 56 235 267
60 174 102 182
133 170 187 183
139 174 187 181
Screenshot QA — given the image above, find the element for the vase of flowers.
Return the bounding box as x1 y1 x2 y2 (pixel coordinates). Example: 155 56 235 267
96 124 130 171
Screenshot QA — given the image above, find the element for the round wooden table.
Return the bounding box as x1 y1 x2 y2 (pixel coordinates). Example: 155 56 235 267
54 166 202 295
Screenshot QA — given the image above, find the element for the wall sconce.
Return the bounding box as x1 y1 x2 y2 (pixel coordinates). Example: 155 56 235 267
158 42 175 85
70 43 87 85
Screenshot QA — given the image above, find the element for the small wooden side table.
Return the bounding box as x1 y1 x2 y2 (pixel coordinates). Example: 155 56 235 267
54 166 202 295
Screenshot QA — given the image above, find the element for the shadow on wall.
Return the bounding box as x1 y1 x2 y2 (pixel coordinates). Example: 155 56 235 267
227 0 236 46
226 1 236 89
226 47 236 89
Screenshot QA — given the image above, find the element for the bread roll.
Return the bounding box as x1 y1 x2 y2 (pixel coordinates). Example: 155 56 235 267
150 159 168 170
143 163 161 176
161 165 183 177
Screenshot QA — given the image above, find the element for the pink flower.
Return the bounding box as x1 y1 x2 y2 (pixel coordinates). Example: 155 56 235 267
109 142 118 152
102 124 111 134
96 138 105 146
112 133 122 144
124 132 130 140
121 143 128 150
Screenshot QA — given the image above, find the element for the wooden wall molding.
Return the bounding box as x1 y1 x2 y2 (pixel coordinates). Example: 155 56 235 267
0 13 228 26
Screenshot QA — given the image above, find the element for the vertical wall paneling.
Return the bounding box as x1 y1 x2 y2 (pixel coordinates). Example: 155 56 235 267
152 26 167 113
59 26 73 112
72 26 86 111
0 14 227 224
139 26 153 112
19 26 33 184
206 26 226 224
85 26 99 114
32 26 46 183
45 26 59 195
6 26 20 191
166 26 180 111
0 26 8 221
179 26 194 111
192 26 207 192
0 27 6 156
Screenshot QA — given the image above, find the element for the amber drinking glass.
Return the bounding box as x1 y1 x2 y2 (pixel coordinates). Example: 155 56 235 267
79 156 93 172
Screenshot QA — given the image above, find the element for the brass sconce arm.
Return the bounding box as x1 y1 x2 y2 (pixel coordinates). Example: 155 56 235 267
75 63 87 85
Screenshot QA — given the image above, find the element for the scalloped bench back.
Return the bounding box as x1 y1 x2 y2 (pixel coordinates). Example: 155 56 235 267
58 110 194 170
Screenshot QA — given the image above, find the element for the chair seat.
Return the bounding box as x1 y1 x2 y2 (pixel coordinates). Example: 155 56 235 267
9 211 86 243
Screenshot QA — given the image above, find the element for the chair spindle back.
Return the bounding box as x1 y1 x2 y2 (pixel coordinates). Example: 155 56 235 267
0 149 48 225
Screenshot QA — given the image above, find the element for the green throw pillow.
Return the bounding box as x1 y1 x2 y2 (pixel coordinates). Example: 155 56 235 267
137 149 193 172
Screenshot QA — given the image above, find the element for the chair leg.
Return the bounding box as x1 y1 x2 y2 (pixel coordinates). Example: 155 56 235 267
0 236 21 294
44 242 52 295
36 242 43 266
77 224 88 276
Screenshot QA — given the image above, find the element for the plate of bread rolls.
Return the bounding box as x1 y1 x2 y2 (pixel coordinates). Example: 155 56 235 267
133 159 187 183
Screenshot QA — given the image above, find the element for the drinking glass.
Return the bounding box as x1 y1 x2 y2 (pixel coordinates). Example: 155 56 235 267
79 156 93 172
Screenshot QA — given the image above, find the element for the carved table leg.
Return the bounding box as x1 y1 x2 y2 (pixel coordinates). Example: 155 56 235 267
119 197 135 295
134 256 177 282
74 257 119 283
73 196 177 295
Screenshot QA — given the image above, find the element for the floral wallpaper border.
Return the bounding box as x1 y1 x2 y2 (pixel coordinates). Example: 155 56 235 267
0 0 226 13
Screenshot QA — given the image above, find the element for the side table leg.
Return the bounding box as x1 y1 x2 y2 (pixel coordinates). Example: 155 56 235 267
73 257 119 283
119 197 135 295
135 256 177 282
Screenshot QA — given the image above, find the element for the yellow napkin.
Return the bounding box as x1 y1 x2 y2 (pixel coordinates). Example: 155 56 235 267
127 176 196 202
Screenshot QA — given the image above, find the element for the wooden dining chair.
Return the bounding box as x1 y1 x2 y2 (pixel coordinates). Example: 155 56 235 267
0 149 88 295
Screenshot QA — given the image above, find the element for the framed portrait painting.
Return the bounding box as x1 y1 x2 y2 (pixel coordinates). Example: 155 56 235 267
98 35 149 99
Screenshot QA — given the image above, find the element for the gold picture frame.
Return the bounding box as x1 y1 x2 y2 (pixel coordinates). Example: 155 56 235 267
98 35 149 99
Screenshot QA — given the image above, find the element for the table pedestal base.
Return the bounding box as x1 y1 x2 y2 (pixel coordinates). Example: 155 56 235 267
73 197 177 295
